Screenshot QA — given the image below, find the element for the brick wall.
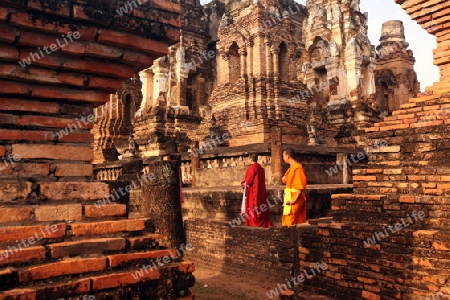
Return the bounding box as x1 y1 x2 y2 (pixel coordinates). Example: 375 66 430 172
0 0 196 299
293 1 450 299
182 186 352 224
185 218 298 284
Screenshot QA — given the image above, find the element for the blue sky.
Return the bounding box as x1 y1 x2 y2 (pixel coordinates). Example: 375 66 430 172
199 0 439 90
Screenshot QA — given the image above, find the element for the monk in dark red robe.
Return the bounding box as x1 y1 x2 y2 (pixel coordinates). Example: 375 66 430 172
240 154 272 228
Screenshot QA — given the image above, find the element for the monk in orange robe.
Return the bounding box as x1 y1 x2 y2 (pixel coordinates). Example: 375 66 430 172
241 154 272 228
282 149 307 226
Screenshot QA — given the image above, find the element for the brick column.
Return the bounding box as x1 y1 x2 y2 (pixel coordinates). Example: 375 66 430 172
190 141 200 186
247 40 254 78
265 37 273 77
141 159 186 249
271 127 283 184
272 47 280 78
239 48 247 78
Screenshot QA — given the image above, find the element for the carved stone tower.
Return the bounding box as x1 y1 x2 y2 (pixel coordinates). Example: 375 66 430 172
302 0 377 108
197 0 337 147
374 20 420 111
132 0 214 157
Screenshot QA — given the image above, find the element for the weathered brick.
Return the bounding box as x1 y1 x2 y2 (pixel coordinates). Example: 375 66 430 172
370 146 401 153
122 50 154 66
0 207 31 223
0 65 86 87
432 240 450 251
0 45 19 61
0 24 18 43
399 195 415 203
366 168 383 174
0 146 5 157
27 0 71 17
19 49 64 69
0 98 59 114
84 204 126 218
76 27 99 42
49 238 126 258
9 11 71 35
358 195 385 201
22 130 55 141
353 176 377 181
92 262 193 290
0 113 16 125
91 269 159 290
58 132 94 143
72 5 108 24
62 58 135 79
127 234 163 250
97 29 168 56
34 204 82 221
150 0 182 14
408 175 426 181
70 219 146 236
379 123 410 131
0 181 32 202
85 43 123 59
0 162 49 177
0 223 66 243
0 80 30 95
0 288 36 300
35 278 90 298
40 182 109 201
18 257 106 282
437 183 450 189
54 164 93 177
0 246 46 266
383 168 403 175
0 7 10 21
12 144 93 161
108 249 176 268
87 77 124 92
361 290 380 300
18 31 66 49
60 40 86 56
0 268 15 292
31 86 109 104
0 129 21 140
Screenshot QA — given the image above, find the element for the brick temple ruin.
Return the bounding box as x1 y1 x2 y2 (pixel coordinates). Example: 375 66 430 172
0 0 195 299
1 0 449 299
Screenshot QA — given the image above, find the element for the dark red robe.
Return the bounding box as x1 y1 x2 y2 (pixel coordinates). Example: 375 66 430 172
244 163 272 228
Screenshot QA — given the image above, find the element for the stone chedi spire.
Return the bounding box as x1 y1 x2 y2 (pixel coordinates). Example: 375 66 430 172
374 20 419 111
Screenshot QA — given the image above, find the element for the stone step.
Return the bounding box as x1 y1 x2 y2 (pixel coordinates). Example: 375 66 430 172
46 235 162 259
296 292 332 300
69 219 147 237
11 249 184 284
0 202 127 226
0 222 164 268
279 290 332 300
0 219 148 244
0 261 195 299
425 81 450 94
408 93 443 104
331 194 387 201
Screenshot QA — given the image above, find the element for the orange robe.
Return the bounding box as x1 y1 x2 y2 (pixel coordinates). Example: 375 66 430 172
282 163 307 226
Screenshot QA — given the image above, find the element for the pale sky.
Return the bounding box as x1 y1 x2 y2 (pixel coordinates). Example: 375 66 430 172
199 0 439 91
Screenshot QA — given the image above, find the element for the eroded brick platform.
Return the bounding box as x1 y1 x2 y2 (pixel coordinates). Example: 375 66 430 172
0 0 195 299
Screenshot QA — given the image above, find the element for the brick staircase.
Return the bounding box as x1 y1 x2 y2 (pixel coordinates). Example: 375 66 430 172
0 182 195 300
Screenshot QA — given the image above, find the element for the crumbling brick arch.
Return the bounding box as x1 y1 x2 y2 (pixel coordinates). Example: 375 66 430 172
117 77 143 127
278 41 289 81
307 36 330 68
305 37 331 106
228 42 241 83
